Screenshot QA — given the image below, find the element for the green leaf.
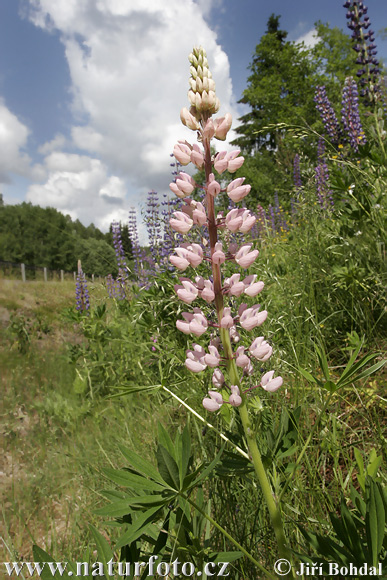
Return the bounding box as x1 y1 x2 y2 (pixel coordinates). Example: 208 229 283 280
187 446 224 491
323 380 337 393
338 497 365 560
367 454 382 479
315 342 330 382
211 551 244 564
157 423 176 460
118 444 167 485
366 480 385 566
336 353 383 388
114 506 162 550
354 448 365 491
102 468 166 491
298 367 319 384
89 524 114 573
179 425 191 487
32 546 77 579
95 495 169 517
156 445 180 490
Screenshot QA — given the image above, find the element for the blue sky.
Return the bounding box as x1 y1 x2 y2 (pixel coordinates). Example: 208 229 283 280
0 0 386 238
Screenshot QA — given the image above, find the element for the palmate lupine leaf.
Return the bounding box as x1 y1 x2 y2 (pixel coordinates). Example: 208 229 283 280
117 444 168 486
102 467 166 492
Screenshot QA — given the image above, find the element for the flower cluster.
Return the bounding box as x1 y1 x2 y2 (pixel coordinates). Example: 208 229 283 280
75 260 90 313
128 207 146 286
314 86 342 144
343 0 380 104
341 76 366 151
169 46 283 413
145 190 162 266
315 139 334 210
112 221 129 299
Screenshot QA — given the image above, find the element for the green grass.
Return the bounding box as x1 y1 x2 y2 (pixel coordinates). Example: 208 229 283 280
0 280 177 563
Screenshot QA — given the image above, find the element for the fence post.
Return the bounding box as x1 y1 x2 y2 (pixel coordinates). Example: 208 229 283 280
21 263 26 282
61 270 64 282
74 272 76 281
44 267 47 282
92 274 95 282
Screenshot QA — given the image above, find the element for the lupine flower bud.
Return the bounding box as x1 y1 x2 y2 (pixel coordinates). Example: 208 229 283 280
229 385 242 407
220 307 234 328
239 210 256 233
239 304 268 331
169 211 194 234
212 368 225 387
173 141 192 165
214 113 232 140
243 275 264 297
191 144 204 168
174 280 199 304
225 209 244 232
204 345 221 367
186 344 207 372
189 311 209 336
202 119 215 140
191 201 207 226
202 390 223 411
227 177 251 202
170 172 196 197
212 241 226 265
249 337 273 362
201 279 215 302
207 173 221 197
225 273 245 297
180 107 200 131
214 150 244 174
235 346 250 368
261 370 283 392
235 244 259 269
186 46 220 117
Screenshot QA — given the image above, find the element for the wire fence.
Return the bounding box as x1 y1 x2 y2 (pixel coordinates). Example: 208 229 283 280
0 261 103 283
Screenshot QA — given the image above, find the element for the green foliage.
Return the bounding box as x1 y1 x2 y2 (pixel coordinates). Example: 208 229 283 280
77 237 117 277
0 202 116 276
296 469 387 576
97 424 243 576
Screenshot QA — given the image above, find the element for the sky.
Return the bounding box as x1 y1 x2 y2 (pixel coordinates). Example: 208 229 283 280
0 0 386 241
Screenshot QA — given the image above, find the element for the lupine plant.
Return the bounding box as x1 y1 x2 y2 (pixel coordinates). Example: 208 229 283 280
75 260 90 314
168 46 291 565
344 0 381 105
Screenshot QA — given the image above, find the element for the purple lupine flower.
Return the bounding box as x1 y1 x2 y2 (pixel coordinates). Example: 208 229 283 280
128 207 148 287
145 190 162 266
343 0 381 105
341 77 366 151
314 86 342 144
315 139 334 210
75 261 90 313
111 221 129 299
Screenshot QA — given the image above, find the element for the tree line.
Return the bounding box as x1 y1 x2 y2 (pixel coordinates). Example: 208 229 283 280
0 201 132 277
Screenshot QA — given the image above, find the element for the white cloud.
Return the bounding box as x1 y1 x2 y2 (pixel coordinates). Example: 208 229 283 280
38 133 68 155
0 100 31 183
26 152 129 233
25 0 238 235
295 28 320 49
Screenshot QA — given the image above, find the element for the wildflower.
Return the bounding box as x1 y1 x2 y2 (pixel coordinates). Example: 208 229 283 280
261 371 283 392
